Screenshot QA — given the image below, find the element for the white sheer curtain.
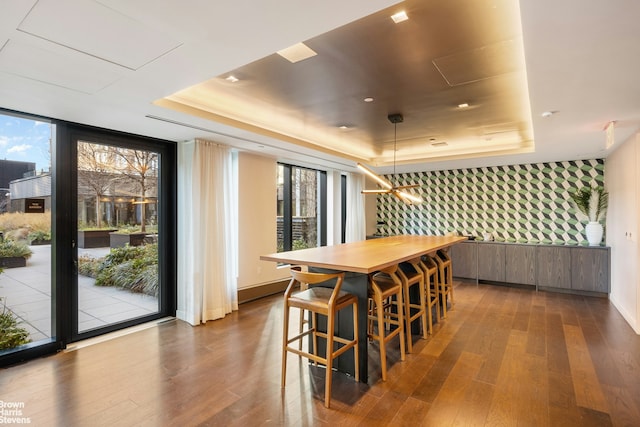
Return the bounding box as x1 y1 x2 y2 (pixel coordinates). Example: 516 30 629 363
180 139 238 325
345 172 366 242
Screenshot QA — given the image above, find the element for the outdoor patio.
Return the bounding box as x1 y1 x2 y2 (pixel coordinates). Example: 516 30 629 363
0 244 158 343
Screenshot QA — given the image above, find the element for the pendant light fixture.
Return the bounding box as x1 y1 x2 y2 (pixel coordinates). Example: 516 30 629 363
357 113 423 204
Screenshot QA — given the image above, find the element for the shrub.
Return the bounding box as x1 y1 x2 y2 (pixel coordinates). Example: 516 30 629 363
28 230 51 244
0 240 33 259
94 244 158 297
78 254 102 278
0 298 31 351
0 212 50 234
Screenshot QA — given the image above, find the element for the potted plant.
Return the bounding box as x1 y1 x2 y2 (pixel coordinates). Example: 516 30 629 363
78 226 118 248
569 185 609 246
0 240 33 268
28 230 51 245
109 228 147 248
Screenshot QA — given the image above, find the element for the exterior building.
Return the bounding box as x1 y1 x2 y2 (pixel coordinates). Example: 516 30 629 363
8 171 157 227
0 159 35 213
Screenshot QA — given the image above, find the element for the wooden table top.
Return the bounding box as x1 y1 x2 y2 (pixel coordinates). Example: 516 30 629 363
260 235 468 274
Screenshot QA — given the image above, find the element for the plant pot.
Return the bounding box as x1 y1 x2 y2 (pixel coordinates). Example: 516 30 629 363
585 221 603 246
30 239 51 246
109 232 147 248
78 229 118 248
0 256 27 268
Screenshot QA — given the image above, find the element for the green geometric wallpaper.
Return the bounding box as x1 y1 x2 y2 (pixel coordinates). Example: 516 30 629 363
376 159 605 245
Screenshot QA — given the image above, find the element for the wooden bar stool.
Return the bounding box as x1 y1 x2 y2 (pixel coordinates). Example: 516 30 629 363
281 267 359 408
368 265 406 381
421 255 440 331
433 249 454 318
398 258 428 353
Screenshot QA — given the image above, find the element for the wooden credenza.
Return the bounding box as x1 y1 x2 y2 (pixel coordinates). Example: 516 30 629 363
450 240 610 295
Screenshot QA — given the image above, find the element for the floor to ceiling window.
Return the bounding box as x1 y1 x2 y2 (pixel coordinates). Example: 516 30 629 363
0 111 53 360
0 109 176 366
277 163 327 252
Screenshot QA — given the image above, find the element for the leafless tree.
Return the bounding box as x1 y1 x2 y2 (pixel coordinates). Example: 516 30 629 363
77 141 119 228
112 148 158 233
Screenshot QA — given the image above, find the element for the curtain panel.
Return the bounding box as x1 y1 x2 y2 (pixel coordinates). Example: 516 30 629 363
179 139 238 325
345 172 366 242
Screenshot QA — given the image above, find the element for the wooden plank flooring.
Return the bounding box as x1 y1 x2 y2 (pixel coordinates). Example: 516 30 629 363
2 281 640 426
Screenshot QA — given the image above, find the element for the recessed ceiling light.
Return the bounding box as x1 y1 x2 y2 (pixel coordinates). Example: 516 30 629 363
339 125 350 130
225 75 239 83
541 111 556 118
431 141 448 147
458 103 469 108
364 97 374 103
277 42 317 63
391 11 409 23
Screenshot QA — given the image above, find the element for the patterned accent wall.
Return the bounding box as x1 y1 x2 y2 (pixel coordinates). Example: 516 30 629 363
376 159 605 245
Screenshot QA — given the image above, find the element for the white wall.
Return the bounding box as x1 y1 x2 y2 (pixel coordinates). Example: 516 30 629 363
606 132 640 334
237 152 288 289
364 175 378 236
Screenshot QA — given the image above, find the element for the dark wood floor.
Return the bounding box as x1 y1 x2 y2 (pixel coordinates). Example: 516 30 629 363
2 281 640 426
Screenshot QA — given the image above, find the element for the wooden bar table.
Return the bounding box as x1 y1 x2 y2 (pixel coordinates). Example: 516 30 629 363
260 234 467 382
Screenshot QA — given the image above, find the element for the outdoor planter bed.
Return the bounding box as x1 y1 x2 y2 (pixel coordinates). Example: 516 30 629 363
30 239 51 246
0 256 27 268
78 229 117 248
109 232 147 248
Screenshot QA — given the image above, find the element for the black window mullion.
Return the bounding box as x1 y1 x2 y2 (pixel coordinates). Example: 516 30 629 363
319 171 327 247
341 174 346 243
282 164 292 252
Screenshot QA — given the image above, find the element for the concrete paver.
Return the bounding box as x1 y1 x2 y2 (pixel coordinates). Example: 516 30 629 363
0 244 158 343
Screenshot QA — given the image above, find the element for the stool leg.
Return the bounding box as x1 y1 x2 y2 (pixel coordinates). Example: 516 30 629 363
426 281 433 335
375 292 388 381
402 281 413 354
324 309 335 408
298 308 305 351
396 291 406 362
352 301 360 382
447 266 454 308
433 273 441 321
312 312 318 366
419 276 428 340
281 302 290 388
439 264 447 319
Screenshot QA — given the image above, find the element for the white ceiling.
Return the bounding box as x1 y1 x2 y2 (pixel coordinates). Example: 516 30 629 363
1 0 639 174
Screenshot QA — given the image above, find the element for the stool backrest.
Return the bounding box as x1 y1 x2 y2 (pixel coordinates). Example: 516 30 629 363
286 267 345 306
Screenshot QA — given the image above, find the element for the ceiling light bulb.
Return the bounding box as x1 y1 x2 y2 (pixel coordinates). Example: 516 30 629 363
225 75 239 83
458 103 469 108
364 97 374 103
541 111 555 118
391 11 409 23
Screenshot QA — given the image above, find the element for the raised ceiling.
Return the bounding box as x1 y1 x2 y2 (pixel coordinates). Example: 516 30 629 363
1 0 640 174
160 0 534 167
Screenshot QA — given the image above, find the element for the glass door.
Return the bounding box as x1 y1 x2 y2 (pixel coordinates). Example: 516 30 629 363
65 124 175 343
